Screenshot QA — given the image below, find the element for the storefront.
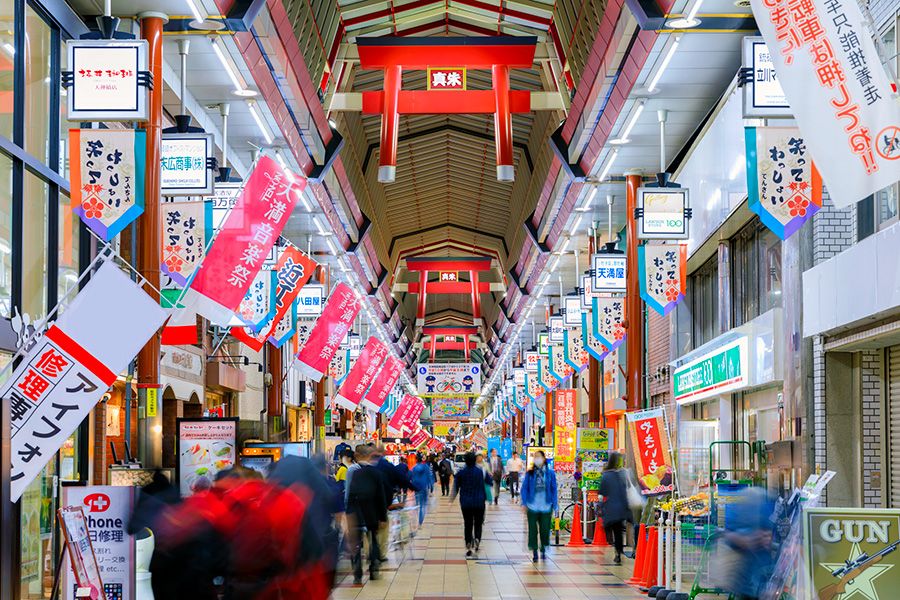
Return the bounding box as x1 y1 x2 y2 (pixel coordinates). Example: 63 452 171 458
161 347 206 468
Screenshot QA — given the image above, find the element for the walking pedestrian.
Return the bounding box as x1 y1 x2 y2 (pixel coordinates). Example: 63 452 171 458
598 451 631 564
346 445 389 583
450 452 493 557
438 454 453 496
506 452 524 499
520 450 558 562
410 454 433 525
489 448 504 505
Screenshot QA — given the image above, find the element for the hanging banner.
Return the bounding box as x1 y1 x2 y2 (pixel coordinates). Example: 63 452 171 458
6 262 167 501
294 283 361 381
70 129 146 241
432 397 470 420
387 394 421 436
267 300 297 348
626 407 675 496
749 0 900 208
563 325 590 372
525 351 540 372
161 200 212 287
234 270 275 332
409 428 430 448
548 344 574 381
538 358 560 392
416 363 481 397
427 437 444 452
335 336 389 411
592 296 626 351
525 370 543 402
553 389 577 474
361 355 403 412
433 421 458 437
548 316 565 343
161 133 215 196
185 156 305 325
328 346 350 384
638 243 688 315
581 311 610 361
66 39 149 121
745 126 823 239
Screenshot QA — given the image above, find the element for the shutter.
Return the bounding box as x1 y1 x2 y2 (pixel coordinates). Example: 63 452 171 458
889 346 900 507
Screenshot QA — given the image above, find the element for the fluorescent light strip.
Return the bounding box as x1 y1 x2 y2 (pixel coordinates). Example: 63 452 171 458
648 36 680 92
686 0 704 21
184 0 204 22
210 37 243 93
571 214 584 232
247 102 274 145
578 188 598 212
599 149 619 181
617 102 645 142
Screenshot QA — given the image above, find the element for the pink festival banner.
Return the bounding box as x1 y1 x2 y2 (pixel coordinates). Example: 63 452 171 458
361 355 403 412
186 156 305 325
409 429 429 448
387 395 422 436
404 396 425 434
334 336 389 411
294 282 361 381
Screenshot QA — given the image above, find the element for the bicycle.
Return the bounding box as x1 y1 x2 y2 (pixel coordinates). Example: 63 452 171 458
436 380 463 393
559 498 600 533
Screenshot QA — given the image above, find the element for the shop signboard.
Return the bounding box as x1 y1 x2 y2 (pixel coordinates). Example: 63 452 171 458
526 446 554 470
70 129 146 241
581 273 595 309
416 362 481 397
553 389 577 474
741 37 791 118
433 420 458 437
576 449 606 490
513 367 526 386
591 296 626 351
592 254 626 293
161 200 212 288
626 407 675 495
57 507 105 600
548 316 565 343
638 243 687 315
746 126 823 239
525 351 539 372
563 295 582 327
66 39 149 121
210 183 241 230
5 262 166 501
296 284 324 315
577 427 614 453
294 282 361 381
62 486 136 600
636 188 690 240
750 0 900 208
161 133 215 196
361 355 403 412
431 396 470 419
673 337 748 405
176 418 238 496
335 336 389 410
427 67 466 90
804 508 900 600
538 333 549 356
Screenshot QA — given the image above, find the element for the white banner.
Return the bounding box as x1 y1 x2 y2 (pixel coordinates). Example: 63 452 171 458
750 0 900 207
6 262 167 501
416 362 482 397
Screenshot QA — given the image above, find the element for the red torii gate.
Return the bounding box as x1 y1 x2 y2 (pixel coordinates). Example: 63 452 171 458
406 257 492 327
357 36 537 183
422 325 480 361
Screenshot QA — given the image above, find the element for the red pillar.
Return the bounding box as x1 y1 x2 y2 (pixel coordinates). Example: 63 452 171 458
378 64 402 182
626 173 644 411
267 347 283 439
545 392 553 436
463 334 470 361
416 270 428 326
491 64 513 182
429 338 436 361
470 270 481 326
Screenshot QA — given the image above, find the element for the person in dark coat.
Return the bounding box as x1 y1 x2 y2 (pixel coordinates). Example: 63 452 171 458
598 451 631 564
346 445 389 583
450 452 493 556
438 454 454 496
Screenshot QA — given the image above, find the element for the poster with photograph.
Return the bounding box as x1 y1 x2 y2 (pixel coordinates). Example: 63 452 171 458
177 418 238 496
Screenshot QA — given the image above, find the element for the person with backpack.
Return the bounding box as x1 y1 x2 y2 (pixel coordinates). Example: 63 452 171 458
438 454 454 496
520 450 558 562
450 452 493 557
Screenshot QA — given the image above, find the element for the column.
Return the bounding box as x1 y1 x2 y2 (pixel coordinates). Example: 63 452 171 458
588 356 600 425
463 334 470 361
378 64 402 183
625 172 644 411
545 391 554 436
492 64 513 181
314 379 325 453
267 347 282 439
470 270 481 326
416 271 427 326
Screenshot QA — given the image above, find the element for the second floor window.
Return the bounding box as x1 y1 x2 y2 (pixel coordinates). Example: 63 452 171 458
732 219 782 326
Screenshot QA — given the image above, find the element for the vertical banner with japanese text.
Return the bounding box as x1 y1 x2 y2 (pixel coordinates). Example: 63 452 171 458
387 394 422 436
554 389 577 474
581 312 610 362
161 200 212 287
361 355 403 412
563 325 590 372
234 270 275 332
638 243 687 315
591 296 626 351
335 336 389 411
294 282 361 381
626 407 675 496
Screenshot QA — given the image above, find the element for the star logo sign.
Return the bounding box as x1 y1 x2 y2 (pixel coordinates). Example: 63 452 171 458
820 543 894 600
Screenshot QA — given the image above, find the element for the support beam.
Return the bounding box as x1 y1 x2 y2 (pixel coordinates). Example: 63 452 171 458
406 256 493 272
625 172 644 411
314 379 325 453
492 64 514 181
400 280 503 294
378 64 402 183
416 271 428 326
422 326 479 336
464 334 470 361
333 91 565 112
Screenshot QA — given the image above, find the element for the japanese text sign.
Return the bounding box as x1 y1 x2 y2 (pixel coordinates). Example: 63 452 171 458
335 336 389 411
296 284 325 315
387 394 421 436
553 389 577 473
328 346 350 384
66 39 148 121
548 316 565 343
525 351 540 372
409 428 430 448
431 397 470 420
6 261 167 501
563 325 589 373
746 126 823 239
417 363 481 397
234 270 275 332
637 188 690 240
750 0 900 207
638 243 687 315
177 419 237 496
427 67 466 90
742 37 791 117
361 355 403 411
295 282 361 381
58 507 105 600
161 133 214 196
626 407 675 496
563 295 582 327
581 311 610 361
185 156 304 325
581 273 596 309
525 370 543 402
70 129 146 241
438 271 459 281
161 200 211 287
591 296 626 351
538 358 560 392
549 344 574 382
267 300 297 348
592 254 626 293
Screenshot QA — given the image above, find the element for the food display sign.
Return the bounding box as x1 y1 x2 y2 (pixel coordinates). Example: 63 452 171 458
66 39 148 121
626 408 674 495
161 133 214 196
177 418 237 496
417 362 481 397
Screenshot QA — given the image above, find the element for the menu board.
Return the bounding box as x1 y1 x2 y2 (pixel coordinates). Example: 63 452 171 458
176 418 238 496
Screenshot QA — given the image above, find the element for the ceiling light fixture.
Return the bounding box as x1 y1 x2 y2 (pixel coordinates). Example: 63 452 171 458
210 36 257 97
598 149 619 182
609 100 646 145
667 0 704 28
299 187 314 212
571 214 584 232
576 187 598 212
247 100 274 145
647 35 682 93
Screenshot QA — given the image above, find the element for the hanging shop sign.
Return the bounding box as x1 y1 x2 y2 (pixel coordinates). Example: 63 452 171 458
361 355 403 412
803 508 900 600
538 358 560 392
176 418 237 496
293 317 316 350
70 129 146 241
62 486 136 600
294 282 361 381
563 295 582 327
554 389 577 474
161 133 215 196
432 396 471 420
66 39 149 121
673 337 748 405
438 271 459 281
409 428 430 447
746 126 823 239
267 300 297 348
525 351 539 372
210 183 241 229
591 296 626 351
538 333 550 356
581 273 596 309
6 261 166 501
427 67 466 90
58 507 105 599
626 407 675 495
636 188 690 240
741 37 791 118
592 253 627 293
234 270 275 332
549 344 574 381
509 381 526 411
750 0 900 208
161 200 212 287
335 336 389 410
514 367 526 386
563 325 589 372
638 243 687 315
548 315 565 343
296 284 325 315
185 156 304 325
525 370 543 402
328 346 350 384
581 311 610 361
416 362 481 397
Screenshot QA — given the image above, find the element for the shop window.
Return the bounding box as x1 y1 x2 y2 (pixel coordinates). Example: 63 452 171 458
688 254 718 348
732 218 782 327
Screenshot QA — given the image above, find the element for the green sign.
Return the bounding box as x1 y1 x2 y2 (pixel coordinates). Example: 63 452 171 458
576 427 614 452
324 409 332 427
673 337 748 404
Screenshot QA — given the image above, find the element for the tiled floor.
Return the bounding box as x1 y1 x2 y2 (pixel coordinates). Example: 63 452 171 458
332 490 648 600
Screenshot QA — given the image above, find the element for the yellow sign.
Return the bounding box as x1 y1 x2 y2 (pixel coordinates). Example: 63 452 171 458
576 427 614 452
146 388 158 417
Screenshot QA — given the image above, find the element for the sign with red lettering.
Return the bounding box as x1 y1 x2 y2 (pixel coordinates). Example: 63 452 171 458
554 389 577 473
427 68 466 90
387 394 422 436
361 355 403 412
626 407 675 496
335 336 389 411
294 282 361 381
409 428 430 448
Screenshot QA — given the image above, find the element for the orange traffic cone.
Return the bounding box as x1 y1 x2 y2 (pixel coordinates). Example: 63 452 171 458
568 502 587 547
594 515 609 547
626 523 647 584
638 526 658 589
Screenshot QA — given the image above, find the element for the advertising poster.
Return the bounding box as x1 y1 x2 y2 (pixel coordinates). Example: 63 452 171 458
577 427 614 454
63 486 136 600
58 507 105 600
526 446 554 470
576 450 607 490
177 418 238 496
804 508 900 600
433 421 458 438
553 389 577 474
626 408 675 495
431 397 470 420
417 363 481 397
